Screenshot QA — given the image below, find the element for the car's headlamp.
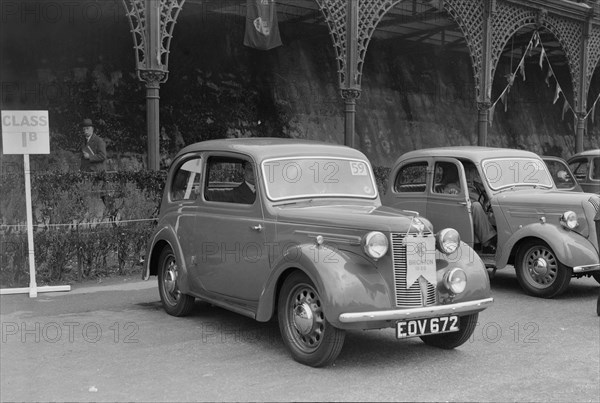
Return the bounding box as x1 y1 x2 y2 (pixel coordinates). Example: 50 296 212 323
436 228 460 255
362 231 389 260
443 268 467 295
560 211 579 230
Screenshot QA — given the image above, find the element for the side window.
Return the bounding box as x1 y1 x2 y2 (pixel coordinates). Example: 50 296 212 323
591 157 600 180
171 157 203 201
394 162 427 193
570 159 589 181
433 162 461 194
205 157 256 204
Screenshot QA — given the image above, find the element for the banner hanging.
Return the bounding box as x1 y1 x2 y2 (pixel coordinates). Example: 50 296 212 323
243 0 282 51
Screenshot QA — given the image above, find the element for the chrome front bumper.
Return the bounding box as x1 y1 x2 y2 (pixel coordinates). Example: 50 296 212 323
338 297 494 323
573 263 600 274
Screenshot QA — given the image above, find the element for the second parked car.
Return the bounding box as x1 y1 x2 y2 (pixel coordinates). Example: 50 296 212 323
383 146 600 298
568 149 600 194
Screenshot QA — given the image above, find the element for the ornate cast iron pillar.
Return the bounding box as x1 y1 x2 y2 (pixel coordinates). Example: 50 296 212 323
478 0 496 146
477 101 491 145
342 89 361 148
123 0 185 170
141 71 165 170
317 0 399 149
576 18 593 153
575 112 587 152
343 0 360 148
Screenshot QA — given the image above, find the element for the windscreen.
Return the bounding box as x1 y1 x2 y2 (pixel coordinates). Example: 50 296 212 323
261 157 378 201
482 157 553 190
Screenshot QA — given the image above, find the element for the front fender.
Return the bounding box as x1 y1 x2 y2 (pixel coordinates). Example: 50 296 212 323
498 223 599 269
143 224 192 295
256 243 392 327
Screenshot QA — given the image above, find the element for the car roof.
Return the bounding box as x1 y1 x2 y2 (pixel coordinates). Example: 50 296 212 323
541 155 567 162
569 149 600 159
174 138 367 162
394 146 541 164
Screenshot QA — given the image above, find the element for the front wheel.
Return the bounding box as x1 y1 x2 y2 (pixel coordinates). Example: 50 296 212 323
278 272 345 367
420 313 478 349
158 246 195 316
515 240 571 298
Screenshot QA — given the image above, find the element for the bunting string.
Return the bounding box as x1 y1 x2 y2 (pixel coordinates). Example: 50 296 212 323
488 30 597 127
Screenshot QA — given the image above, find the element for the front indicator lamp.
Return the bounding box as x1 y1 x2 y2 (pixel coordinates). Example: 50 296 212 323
444 268 467 295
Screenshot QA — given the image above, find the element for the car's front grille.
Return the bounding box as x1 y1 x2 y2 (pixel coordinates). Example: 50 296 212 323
391 233 437 307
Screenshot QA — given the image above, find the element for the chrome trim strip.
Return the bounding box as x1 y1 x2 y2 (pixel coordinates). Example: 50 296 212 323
573 264 600 273
338 297 494 323
294 230 362 245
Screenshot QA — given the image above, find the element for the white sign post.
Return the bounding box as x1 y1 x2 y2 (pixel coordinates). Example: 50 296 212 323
1 110 70 297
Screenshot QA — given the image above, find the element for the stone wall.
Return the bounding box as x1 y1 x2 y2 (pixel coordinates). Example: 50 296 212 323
1 0 598 171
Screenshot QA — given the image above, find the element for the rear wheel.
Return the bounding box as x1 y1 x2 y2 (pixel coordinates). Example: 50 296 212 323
158 246 195 316
420 313 478 349
515 240 571 298
278 272 345 367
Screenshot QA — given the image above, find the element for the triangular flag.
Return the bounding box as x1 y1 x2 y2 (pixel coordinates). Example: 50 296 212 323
562 99 569 120
553 85 562 104
507 73 515 89
545 69 553 87
500 91 508 112
519 59 526 81
489 103 496 126
539 48 546 69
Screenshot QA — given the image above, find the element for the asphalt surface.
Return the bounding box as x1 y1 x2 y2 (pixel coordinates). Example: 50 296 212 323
1 270 599 402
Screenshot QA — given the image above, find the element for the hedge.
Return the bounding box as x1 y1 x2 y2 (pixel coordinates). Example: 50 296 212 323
0 167 390 288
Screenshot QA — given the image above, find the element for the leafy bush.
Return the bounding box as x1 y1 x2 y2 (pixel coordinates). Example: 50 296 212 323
0 171 165 287
1 167 390 287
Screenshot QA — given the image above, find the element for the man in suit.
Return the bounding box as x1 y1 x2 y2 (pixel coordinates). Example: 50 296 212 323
80 118 107 172
230 161 256 204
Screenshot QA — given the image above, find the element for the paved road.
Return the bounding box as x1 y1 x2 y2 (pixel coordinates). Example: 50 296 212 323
1 270 599 402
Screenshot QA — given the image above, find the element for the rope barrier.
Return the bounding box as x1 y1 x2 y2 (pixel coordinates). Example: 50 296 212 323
1 217 158 231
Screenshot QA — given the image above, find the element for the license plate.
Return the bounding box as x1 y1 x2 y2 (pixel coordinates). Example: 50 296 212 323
396 316 459 339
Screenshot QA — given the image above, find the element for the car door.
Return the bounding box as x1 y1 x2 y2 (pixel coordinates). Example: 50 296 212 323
192 154 269 303
426 158 475 246
168 154 205 270
384 159 429 216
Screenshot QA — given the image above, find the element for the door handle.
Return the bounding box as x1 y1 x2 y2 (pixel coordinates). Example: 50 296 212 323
251 224 264 231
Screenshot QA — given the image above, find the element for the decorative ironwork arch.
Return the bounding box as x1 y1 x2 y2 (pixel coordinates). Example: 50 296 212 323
444 0 485 99
315 0 404 90
123 0 185 83
489 2 583 108
586 25 600 97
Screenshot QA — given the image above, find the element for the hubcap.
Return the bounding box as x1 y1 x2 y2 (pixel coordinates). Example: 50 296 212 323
163 257 180 303
293 302 314 335
289 285 325 351
524 247 557 287
532 258 548 276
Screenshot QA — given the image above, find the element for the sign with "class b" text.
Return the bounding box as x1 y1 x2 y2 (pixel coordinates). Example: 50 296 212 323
2 110 50 154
